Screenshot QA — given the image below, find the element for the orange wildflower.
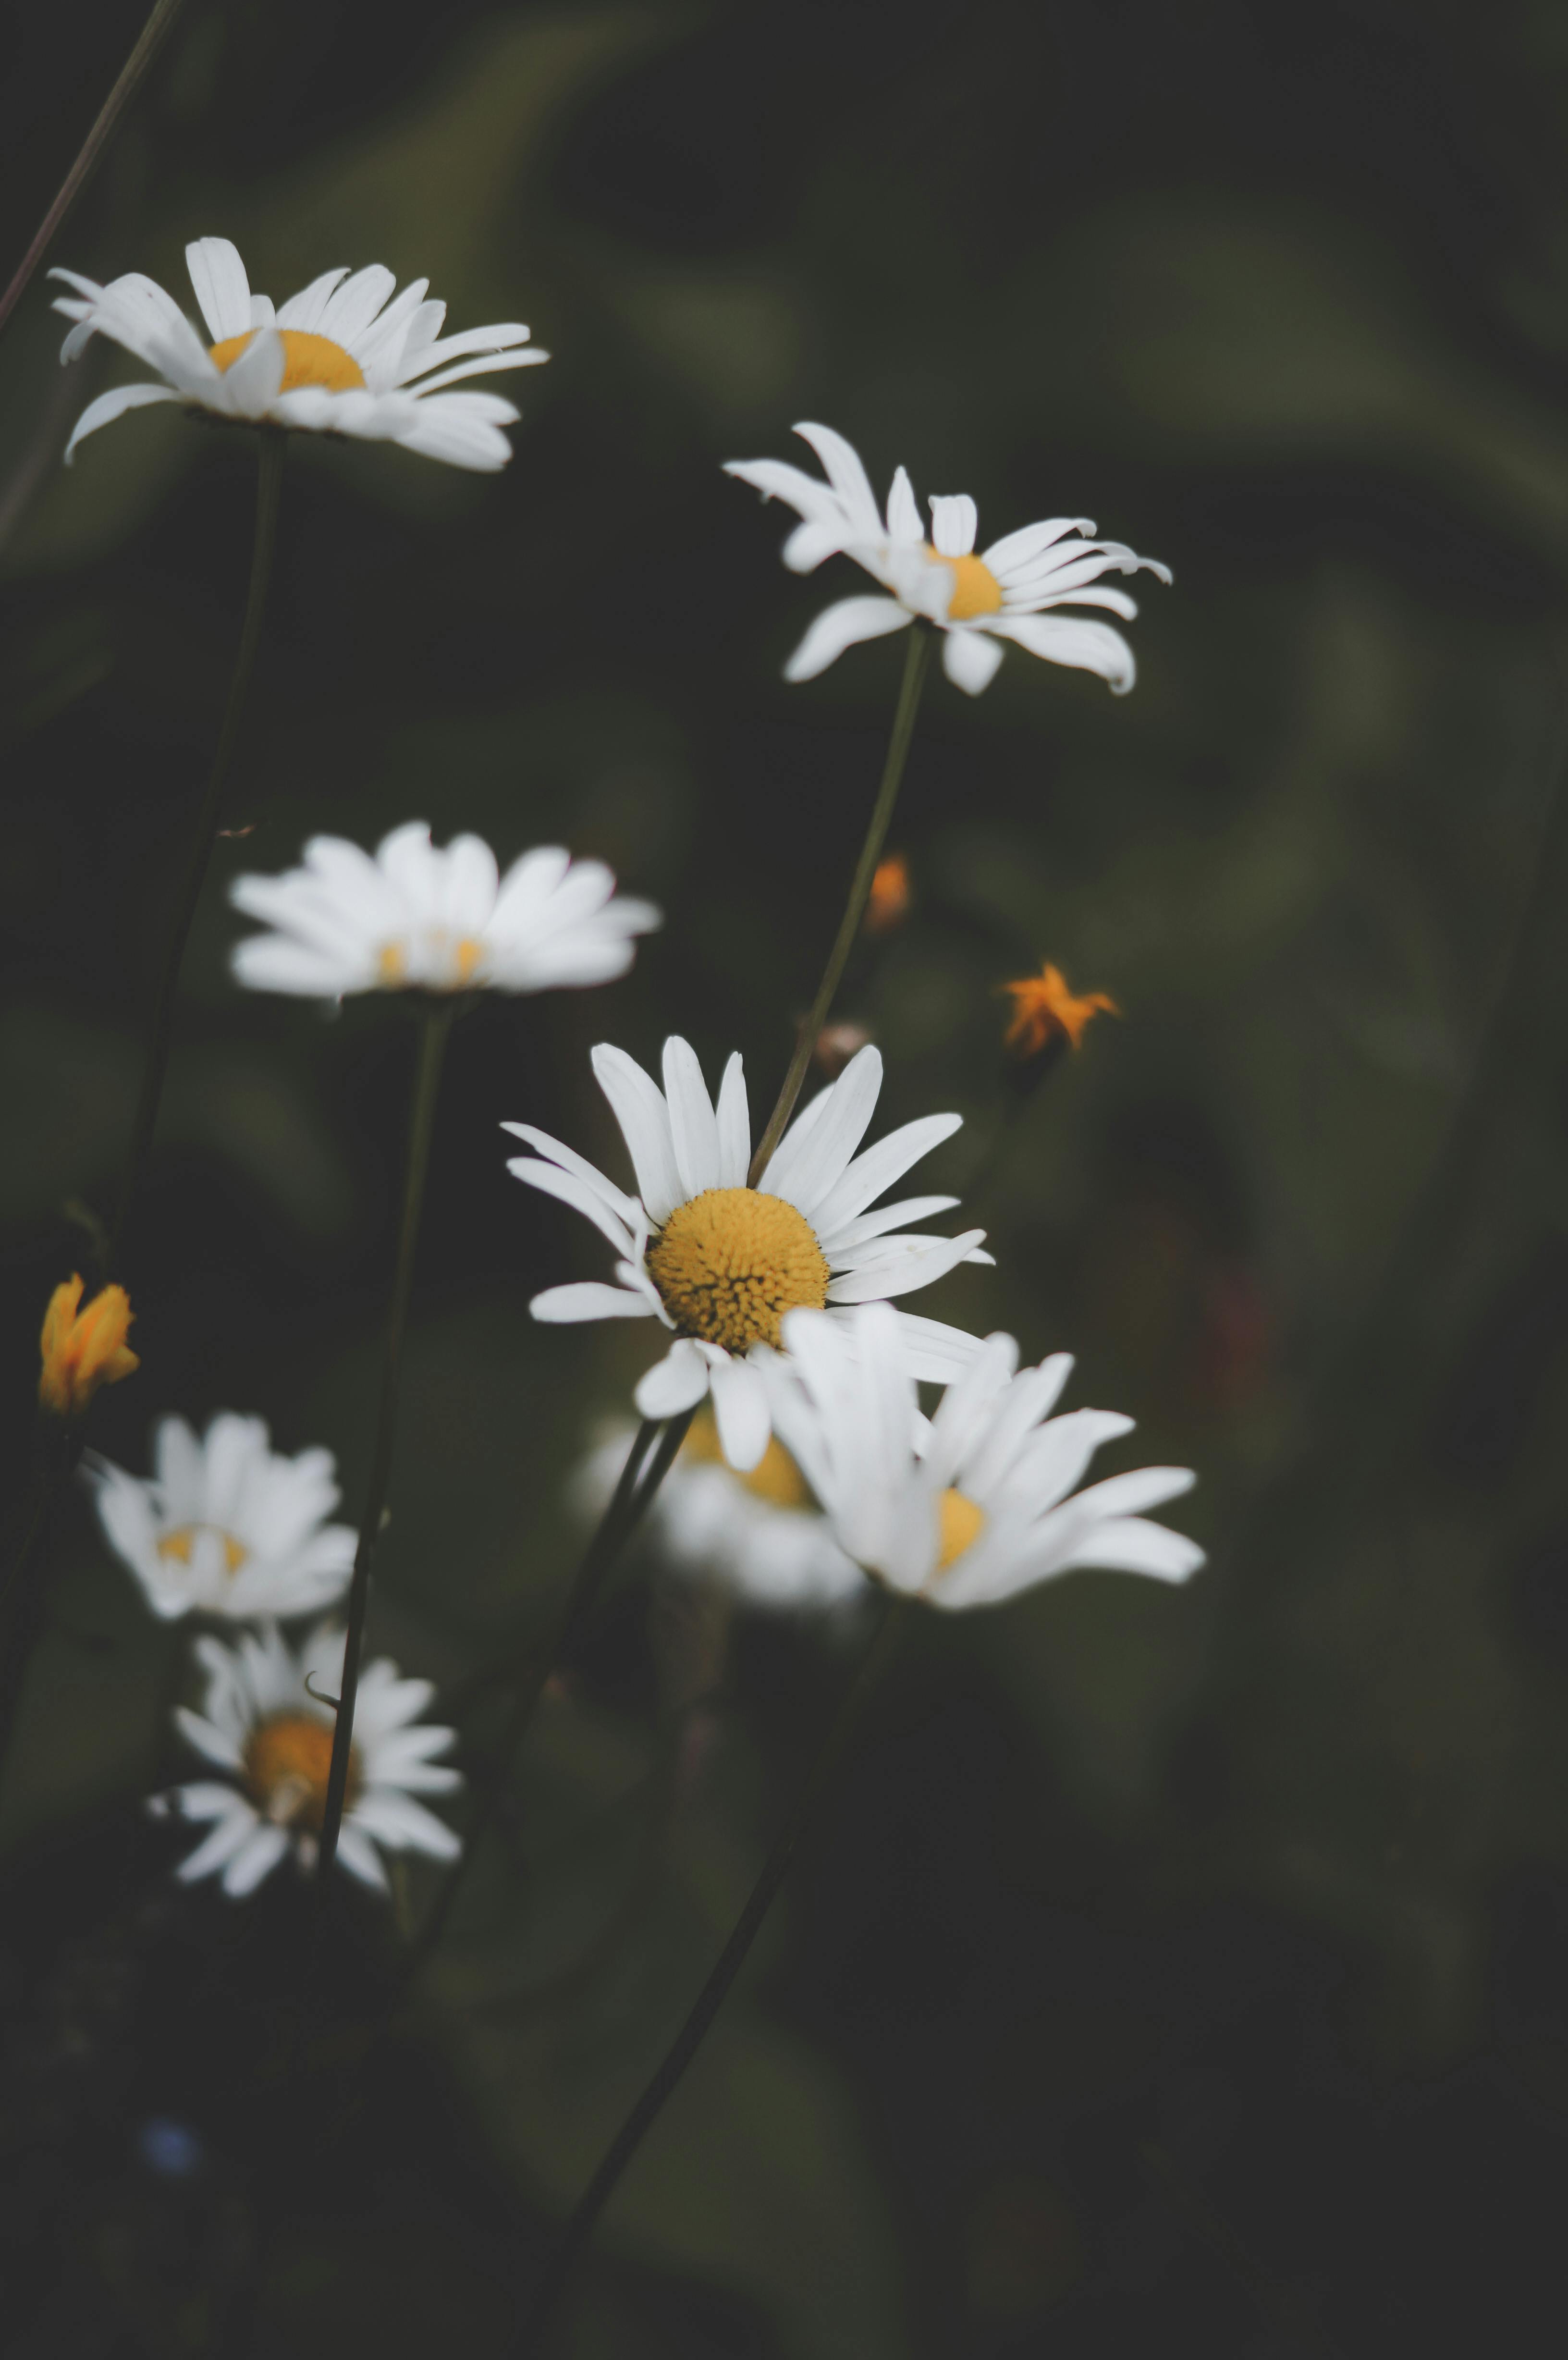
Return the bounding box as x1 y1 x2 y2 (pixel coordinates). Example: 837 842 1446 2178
38 1274 138 1419
1001 963 1119 1060
863 854 912 936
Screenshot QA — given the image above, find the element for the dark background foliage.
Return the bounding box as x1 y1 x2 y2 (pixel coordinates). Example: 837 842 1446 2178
4 0 1568 2351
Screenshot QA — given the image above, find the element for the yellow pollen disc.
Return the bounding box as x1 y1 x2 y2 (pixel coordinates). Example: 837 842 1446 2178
242 1714 355 1833
453 936 484 984
683 1405 809 1507
924 545 1003 621
936 1487 987 1571
378 943 406 985
209 327 366 393
646 1188 830 1353
158 1523 248 1575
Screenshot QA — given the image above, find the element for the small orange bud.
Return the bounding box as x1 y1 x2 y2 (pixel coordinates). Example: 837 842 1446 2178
38 1274 138 1420
814 1019 872 1078
863 854 912 937
1000 963 1119 1061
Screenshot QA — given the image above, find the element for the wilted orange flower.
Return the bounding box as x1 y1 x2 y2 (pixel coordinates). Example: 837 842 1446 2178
38 1274 138 1419
1001 963 1119 1059
863 854 912 936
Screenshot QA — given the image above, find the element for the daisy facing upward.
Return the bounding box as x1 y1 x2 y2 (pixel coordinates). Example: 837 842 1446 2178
726 421 1170 695
508 1036 990 1470
51 235 545 471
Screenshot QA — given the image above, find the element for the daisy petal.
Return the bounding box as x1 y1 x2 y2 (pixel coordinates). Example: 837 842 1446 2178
784 597 911 683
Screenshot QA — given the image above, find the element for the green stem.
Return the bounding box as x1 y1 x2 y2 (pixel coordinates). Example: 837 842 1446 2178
747 626 933 1185
111 427 286 1263
0 0 190 343
402 1409 694 1978
514 1596 904 2350
317 1004 453 1882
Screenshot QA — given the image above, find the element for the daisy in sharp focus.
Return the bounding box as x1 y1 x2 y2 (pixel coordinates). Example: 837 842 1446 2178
507 1036 990 1471
229 823 660 1000
152 1621 459 1897
760 1303 1204 1609
51 235 544 470
725 422 1169 695
86 1412 356 1622
578 1412 866 1614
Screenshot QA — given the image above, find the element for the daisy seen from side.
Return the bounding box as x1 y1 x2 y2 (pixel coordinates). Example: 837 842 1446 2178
508 1036 990 1471
86 1412 356 1622
229 823 660 1001
577 1412 866 1615
152 1621 460 1897
51 235 544 471
760 1303 1204 1609
725 421 1169 695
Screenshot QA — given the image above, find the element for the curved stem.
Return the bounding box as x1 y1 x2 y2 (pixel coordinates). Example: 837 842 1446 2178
748 626 932 1185
402 1408 694 1978
111 427 286 1262
317 1005 453 1882
514 1596 904 2351
0 0 190 343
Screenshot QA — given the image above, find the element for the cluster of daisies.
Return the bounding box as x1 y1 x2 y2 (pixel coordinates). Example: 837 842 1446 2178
56 235 1200 1905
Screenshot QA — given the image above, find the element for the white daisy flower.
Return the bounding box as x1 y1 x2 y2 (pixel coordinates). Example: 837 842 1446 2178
228 822 660 1000
760 1303 1204 1610
725 421 1170 696
577 1414 866 1615
50 235 545 471
152 1621 460 1898
507 1035 990 1472
86 1412 355 1622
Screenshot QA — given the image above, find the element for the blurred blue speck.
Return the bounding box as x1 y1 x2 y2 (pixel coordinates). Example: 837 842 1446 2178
135 2116 205 2177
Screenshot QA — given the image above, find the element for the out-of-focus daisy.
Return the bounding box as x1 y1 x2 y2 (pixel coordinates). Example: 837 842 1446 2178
1001 963 1119 1062
507 1036 989 1470
725 421 1169 695
152 1621 459 1897
86 1413 355 1622
51 235 544 470
229 823 659 1000
37 1275 138 1419
760 1303 1204 1610
578 1412 866 1614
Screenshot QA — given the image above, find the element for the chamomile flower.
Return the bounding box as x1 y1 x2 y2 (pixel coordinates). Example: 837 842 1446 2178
760 1303 1204 1610
229 823 659 1000
86 1413 356 1622
153 1621 459 1897
578 1413 865 1614
725 421 1169 695
51 235 544 470
508 1037 989 1471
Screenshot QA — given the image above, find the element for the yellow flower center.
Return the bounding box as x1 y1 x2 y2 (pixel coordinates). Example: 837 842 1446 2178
209 327 366 393
646 1188 830 1353
158 1524 249 1576
923 545 1002 621
936 1487 987 1571
683 1405 810 1507
376 934 485 989
241 1714 355 1833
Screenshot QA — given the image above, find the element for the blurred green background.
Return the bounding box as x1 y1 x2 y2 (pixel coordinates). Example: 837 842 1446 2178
5 0 1568 2351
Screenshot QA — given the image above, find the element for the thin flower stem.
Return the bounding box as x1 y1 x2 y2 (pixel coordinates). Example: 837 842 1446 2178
317 1004 453 1883
514 1595 905 2351
111 427 286 1261
402 1408 694 1978
0 0 190 343
747 626 933 1185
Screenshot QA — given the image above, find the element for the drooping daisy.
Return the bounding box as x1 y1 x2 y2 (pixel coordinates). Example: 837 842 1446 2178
507 1037 989 1470
152 1621 459 1897
577 1413 866 1614
86 1412 356 1622
760 1303 1204 1609
229 823 660 1000
51 235 544 470
725 421 1169 695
